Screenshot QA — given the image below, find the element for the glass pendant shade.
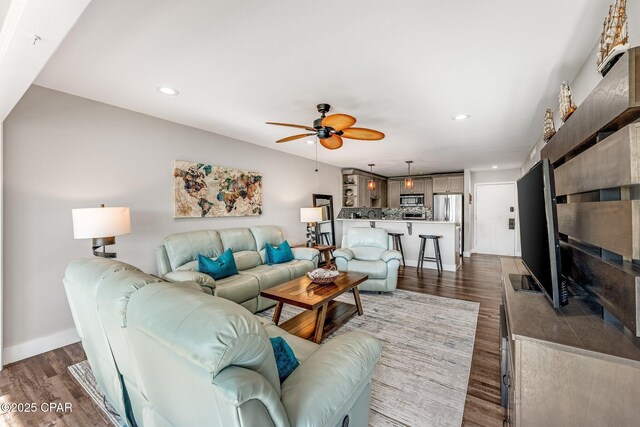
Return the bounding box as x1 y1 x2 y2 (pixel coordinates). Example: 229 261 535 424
404 160 414 189
367 163 376 191
404 177 414 189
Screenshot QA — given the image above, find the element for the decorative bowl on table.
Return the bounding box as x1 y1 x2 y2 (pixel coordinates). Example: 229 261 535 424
307 268 340 284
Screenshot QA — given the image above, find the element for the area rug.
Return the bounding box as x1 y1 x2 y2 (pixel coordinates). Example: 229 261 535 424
69 290 479 427
68 361 122 426
259 290 479 427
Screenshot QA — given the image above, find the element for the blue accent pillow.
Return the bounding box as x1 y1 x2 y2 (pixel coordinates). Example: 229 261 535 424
270 337 299 383
198 249 238 280
265 240 294 265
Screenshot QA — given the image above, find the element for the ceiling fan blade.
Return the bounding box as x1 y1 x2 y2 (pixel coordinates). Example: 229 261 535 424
320 135 343 150
266 122 315 131
276 133 316 143
322 114 356 131
341 127 385 140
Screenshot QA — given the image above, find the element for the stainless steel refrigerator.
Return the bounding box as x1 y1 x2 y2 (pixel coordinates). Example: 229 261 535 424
433 194 463 223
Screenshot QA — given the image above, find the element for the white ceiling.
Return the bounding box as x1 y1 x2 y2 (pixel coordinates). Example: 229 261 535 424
35 0 611 176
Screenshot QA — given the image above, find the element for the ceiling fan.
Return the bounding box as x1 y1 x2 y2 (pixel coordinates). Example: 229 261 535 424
266 103 385 150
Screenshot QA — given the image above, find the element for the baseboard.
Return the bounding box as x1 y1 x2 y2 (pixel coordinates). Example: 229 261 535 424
3 327 80 365
463 251 472 258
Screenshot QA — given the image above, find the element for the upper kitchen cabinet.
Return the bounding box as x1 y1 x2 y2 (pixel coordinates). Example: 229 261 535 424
432 174 464 193
388 179 401 207
424 178 433 208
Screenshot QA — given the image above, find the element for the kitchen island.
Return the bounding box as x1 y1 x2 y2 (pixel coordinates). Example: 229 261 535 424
337 218 461 271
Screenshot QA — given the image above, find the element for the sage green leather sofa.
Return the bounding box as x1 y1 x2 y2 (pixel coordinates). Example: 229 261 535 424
155 226 319 312
64 257 382 427
333 227 402 292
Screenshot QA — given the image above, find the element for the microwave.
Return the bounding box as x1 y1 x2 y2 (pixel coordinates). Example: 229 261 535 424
400 193 424 207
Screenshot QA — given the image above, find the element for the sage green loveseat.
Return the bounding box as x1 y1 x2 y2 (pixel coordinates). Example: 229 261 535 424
155 225 319 312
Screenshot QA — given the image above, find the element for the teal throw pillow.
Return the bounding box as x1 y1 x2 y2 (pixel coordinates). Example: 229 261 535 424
198 249 238 280
265 240 294 265
270 337 299 383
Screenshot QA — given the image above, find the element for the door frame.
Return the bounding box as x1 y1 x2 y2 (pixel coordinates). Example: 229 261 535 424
473 181 519 256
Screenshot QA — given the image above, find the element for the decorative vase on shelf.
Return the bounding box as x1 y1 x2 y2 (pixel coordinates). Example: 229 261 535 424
558 81 577 123
543 109 556 142
345 189 354 196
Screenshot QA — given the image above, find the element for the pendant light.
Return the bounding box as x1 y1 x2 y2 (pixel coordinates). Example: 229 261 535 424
367 164 376 191
405 161 414 189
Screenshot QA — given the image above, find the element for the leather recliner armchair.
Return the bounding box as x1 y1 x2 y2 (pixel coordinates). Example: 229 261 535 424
63 257 382 427
333 227 402 292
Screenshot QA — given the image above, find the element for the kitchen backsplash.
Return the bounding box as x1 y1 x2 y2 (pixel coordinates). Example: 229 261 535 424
337 206 433 220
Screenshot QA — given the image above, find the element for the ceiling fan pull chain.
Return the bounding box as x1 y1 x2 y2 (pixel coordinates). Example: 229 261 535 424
315 138 319 172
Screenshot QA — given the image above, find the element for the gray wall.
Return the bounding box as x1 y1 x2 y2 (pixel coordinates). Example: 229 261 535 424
3 85 343 361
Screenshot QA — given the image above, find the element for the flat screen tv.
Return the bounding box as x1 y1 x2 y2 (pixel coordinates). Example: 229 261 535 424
516 159 567 308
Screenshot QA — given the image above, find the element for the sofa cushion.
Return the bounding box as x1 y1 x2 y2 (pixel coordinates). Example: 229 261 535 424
214 274 260 303
250 225 285 251
233 250 263 271
97 270 163 327
219 228 258 253
198 250 238 280
344 227 389 250
350 247 386 261
279 259 314 279
126 282 281 395
266 241 294 265
163 230 224 271
346 259 388 280
270 337 299 383
239 265 291 291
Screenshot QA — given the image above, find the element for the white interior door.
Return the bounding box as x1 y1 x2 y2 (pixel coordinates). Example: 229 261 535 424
474 182 517 256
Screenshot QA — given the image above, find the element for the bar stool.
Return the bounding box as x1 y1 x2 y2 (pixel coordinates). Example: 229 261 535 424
417 235 443 274
388 232 405 266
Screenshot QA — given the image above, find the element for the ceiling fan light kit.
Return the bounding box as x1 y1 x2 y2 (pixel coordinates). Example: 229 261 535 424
266 104 385 150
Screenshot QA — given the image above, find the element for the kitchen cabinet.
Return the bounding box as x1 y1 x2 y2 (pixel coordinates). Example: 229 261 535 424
449 175 464 192
387 180 401 207
433 175 464 193
358 175 369 207
379 179 387 207
424 178 433 208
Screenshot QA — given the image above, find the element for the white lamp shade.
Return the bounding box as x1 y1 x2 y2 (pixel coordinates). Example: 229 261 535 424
300 207 323 223
72 207 131 239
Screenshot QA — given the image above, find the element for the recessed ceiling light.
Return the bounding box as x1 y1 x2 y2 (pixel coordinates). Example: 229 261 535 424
492 165 498 169
452 114 470 121
306 140 316 145
157 86 179 96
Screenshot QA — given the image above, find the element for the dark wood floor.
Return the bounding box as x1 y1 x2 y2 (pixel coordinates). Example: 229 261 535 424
0 254 505 426
397 255 506 426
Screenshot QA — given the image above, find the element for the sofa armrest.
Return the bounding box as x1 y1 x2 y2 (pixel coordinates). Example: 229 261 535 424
333 248 354 261
163 271 216 293
381 249 403 263
281 332 382 427
213 367 291 427
290 247 319 262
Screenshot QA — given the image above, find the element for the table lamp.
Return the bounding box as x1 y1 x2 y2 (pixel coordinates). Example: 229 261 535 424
300 207 323 247
72 204 131 258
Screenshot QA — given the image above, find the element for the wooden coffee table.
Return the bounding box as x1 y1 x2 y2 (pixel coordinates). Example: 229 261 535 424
260 272 367 343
